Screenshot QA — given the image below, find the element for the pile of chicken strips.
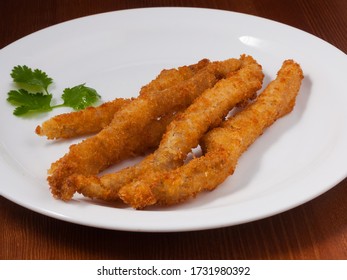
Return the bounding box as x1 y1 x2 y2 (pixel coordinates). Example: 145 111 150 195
36 54 303 209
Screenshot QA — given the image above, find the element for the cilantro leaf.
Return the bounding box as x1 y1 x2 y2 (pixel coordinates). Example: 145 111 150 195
6 65 102 117
7 89 52 116
11 65 53 94
61 84 101 110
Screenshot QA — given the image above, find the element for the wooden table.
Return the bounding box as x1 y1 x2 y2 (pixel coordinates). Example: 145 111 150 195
1 0 346 260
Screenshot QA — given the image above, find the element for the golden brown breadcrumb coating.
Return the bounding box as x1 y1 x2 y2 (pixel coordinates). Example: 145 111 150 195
64 55 263 203
49 57 242 199
119 59 303 208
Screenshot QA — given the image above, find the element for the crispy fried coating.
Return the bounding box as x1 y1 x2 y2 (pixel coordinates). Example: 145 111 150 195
118 60 304 209
50 57 242 199
35 98 131 140
140 58 210 95
36 59 210 140
64 55 263 202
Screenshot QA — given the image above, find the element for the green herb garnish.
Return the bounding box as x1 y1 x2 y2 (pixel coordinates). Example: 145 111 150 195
61 84 100 110
7 65 101 116
10 65 53 94
7 89 52 116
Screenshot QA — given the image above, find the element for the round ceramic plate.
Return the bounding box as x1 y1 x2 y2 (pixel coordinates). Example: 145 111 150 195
0 8 346 232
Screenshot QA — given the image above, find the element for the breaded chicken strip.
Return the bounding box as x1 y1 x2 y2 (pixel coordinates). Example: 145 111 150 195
119 60 303 209
49 57 242 199
36 59 210 140
35 98 131 140
63 55 263 201
140 58 210 94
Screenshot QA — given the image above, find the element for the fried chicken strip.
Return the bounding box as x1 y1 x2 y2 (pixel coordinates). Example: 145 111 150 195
118 59 304 209
63 55 263 202
35 98 131 140
49 57 242 199
36 59 210 140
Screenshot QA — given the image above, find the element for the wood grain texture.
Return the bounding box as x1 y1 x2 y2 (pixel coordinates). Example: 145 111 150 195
0 0 346 260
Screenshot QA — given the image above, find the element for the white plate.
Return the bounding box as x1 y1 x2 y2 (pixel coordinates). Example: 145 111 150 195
0 8 346 232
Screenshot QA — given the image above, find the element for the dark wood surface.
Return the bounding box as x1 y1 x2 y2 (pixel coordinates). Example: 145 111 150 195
1 0 346 260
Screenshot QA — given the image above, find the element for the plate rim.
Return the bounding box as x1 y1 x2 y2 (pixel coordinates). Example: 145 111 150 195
1 7 346 232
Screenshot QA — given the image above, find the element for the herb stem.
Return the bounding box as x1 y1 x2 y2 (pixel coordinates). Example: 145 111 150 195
50 103 65 109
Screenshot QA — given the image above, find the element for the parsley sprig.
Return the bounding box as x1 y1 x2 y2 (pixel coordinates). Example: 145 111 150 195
7 65 101 116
